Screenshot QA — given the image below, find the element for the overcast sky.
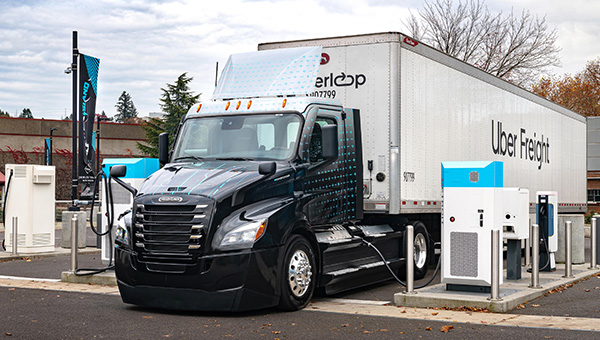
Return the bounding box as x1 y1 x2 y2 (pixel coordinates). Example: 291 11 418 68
0 0 599 120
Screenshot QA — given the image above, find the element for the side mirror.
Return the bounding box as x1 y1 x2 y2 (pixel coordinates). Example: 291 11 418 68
159 132 169 166
109 165 137 196
110 165 127 178
322 124 338 160
258 162 276 176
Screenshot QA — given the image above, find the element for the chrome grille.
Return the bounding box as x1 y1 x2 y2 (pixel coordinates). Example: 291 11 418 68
133 199 212 270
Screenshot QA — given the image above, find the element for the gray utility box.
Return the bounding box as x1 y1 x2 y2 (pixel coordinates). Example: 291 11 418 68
556 215 585 264
61 211 87 249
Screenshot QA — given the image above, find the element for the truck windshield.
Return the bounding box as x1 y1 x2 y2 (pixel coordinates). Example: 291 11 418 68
172 114 302 161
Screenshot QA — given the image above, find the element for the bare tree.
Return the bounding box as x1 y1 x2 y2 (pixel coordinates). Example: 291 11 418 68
404 0 561 86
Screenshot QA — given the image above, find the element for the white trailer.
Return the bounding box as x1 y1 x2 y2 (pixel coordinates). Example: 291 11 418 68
259 32 587 215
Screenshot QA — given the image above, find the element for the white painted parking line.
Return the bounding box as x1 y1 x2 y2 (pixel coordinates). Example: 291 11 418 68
0 278 119 295
0 275 60 282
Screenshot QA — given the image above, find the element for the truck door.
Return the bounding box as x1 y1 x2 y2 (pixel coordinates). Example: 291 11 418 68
301 107 348 225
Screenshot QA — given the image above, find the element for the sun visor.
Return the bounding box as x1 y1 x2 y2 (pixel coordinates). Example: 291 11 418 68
212 46 322 100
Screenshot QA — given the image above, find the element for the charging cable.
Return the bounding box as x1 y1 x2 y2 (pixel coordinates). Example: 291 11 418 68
360 233 441 290
74 170 116 276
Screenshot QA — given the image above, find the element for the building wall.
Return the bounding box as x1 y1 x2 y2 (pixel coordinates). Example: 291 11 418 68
588 117 600 214
0 116 150 199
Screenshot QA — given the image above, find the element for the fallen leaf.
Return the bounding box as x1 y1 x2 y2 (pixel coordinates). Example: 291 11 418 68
341 324 350 327
362 330 373 334
440 325 454 333
585 289 591 292
401 310 407 314
142 316 153 319
432 312 439 316
425 327 432 331
532 304 541 307
379 329 389 332
272 331 280 334
8 288 15 291
5 333 12 336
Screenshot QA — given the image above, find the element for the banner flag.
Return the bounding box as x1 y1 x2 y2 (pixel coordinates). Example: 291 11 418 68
44 138 51 165
78 54 100 200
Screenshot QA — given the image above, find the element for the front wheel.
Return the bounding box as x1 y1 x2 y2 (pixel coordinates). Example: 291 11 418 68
278 235 316 311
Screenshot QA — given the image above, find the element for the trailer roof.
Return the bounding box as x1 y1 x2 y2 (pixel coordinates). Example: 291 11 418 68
259 32 586 124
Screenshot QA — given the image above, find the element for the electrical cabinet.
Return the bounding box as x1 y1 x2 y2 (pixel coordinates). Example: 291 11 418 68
4 164 55 253
441 161 504 291
502 188 530 240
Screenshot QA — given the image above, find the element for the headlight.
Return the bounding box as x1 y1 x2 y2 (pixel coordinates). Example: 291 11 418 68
216 220 267 251
115 218 129 246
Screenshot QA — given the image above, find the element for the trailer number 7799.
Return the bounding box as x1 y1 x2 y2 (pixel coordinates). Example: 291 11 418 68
310 90 337 99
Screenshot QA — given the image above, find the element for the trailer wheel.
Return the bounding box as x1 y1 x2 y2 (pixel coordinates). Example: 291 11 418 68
411 221 430 280
278 235 316 311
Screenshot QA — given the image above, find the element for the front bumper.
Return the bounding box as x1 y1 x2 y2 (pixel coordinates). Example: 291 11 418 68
115 246 283 311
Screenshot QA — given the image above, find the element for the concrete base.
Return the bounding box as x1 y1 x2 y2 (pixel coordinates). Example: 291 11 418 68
61 211 87 249
61 270 117 286
556 215 584 264
394 264 600 313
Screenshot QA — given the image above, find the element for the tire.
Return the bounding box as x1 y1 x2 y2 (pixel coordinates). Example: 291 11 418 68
410 221 431 280
278 235 316 311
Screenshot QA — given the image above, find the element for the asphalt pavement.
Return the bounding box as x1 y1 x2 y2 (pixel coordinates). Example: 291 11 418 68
1 226 600 339
2 287 596 340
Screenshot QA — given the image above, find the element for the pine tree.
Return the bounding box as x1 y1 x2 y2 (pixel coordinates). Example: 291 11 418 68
19 108 33 118
114 91 138 123
138 73 200 157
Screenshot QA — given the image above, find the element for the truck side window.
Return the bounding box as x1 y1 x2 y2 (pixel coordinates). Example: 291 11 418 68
309 117 336 163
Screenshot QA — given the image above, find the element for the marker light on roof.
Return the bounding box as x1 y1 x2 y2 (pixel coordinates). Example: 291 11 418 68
196 104 202 113
225 102 231 111
236 101 241 110
247 100 253 109
282 99 287 108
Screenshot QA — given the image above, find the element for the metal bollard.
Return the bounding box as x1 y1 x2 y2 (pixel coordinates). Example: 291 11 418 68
70 215 78 272
490 229 501 300
524 218 531 267
530 224 541 288
405 225 415 294
96 212 102 249
591 218 598 269
11 216 18 256
564 221 573 278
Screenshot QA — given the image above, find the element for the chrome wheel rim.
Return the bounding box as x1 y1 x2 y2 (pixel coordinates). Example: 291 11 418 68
288 249 312 297
414 233 427 269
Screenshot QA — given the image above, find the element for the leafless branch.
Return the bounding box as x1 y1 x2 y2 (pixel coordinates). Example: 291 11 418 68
403 0 561 86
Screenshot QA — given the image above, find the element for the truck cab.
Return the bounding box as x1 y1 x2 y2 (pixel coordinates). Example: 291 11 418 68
112 96 393 311
112 46 421 312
